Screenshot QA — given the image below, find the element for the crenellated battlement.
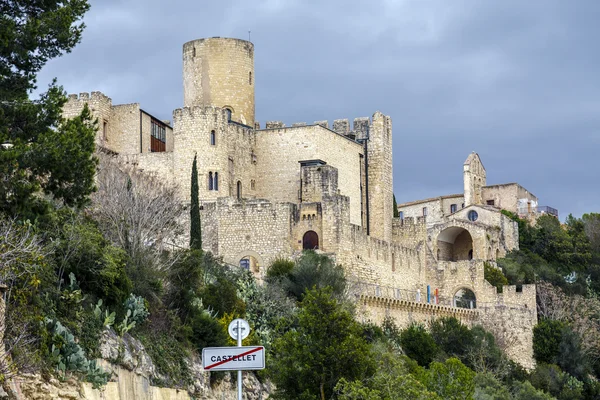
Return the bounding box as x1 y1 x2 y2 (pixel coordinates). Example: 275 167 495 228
67 91 112 104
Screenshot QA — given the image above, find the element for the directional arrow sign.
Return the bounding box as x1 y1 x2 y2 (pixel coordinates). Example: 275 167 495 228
202 346 265 371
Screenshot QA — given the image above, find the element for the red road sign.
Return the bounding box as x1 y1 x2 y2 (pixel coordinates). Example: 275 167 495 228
202 346 265 371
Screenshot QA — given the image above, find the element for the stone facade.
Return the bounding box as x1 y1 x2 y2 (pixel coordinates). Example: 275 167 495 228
63 37 541 369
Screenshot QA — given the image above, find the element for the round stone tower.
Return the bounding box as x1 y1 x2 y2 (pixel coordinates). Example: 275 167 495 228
183 37 255 127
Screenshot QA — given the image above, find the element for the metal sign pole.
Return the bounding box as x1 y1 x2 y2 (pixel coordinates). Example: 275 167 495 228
237 319 242 400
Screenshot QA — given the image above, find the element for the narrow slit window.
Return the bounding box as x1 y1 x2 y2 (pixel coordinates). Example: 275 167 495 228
210 130 216 145
214 172 219 191
208 172 213 190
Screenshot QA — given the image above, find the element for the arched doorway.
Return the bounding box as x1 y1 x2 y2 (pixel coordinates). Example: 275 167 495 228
437 227 474 261
303 231 319 250
454 288 477 309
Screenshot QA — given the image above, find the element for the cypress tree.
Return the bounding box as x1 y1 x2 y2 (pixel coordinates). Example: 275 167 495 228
393 194 399 218
190 154 202 250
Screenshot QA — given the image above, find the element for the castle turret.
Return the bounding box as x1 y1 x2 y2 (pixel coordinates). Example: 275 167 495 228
366 112 393 242
464 152 486 206
183 37 255 127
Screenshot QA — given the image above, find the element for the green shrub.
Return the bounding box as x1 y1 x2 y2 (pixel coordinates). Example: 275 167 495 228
266 258 295 281
123 294 150 326
137 326 192 387
282 250 346 301
188 310 228 351
419 358 475 400
484 262 508 293
199 277 246 317
399 324 438 366
474 373 511 400
430 317 474 360
533 319 566 364
45 318 110 388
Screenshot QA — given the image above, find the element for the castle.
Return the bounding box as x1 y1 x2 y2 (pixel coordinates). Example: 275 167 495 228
63 37 541 369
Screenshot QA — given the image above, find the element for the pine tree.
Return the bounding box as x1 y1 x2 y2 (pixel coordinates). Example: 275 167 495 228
0 0 96 217
190 153 202 250
393 194 399 218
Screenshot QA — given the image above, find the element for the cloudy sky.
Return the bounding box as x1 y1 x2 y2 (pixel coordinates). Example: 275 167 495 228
36 0 599 219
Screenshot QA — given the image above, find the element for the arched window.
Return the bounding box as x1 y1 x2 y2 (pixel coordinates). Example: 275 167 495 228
214 172 219 191
208 172 213 190
454 288 477 309
237 181 242 199
210 130 216 145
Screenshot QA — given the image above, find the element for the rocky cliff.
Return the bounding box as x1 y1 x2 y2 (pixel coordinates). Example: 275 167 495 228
2 329 271 400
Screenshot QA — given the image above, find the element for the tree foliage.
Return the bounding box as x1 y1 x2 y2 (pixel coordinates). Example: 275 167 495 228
189 153 202 250
280 251 347 301
270 288 375 400
0 0 96 217
399 323 437 367
484 262 508 293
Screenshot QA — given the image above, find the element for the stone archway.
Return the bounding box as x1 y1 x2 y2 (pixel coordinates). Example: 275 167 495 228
437 227 474 261
454 288 477 309
302 231 319 250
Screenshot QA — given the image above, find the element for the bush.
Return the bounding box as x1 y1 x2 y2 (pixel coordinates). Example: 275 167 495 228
419 358 475 400
474 373 511 400
430 317 474 360
533 319 566 364
123 294 150 326
44 318 110 388
399 324 438 367
266 258 295 281
187 310 228 352
282 251 346 301
484 262 508 293
199 276 246 317
529 363 584 400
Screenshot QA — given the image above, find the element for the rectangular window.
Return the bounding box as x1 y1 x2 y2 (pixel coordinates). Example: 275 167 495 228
422 207 428 217
102 121 108 141
399 211 404 220
450 204 457 213
486 200 495 206
150 119 166 152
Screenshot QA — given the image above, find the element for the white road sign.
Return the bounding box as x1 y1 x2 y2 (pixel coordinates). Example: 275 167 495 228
228 318 250 341
202 346 265 371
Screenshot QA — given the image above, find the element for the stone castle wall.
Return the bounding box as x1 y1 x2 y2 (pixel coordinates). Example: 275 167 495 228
482 183 538 214
171 106 257 203
256 124 364 226
201 198 295 270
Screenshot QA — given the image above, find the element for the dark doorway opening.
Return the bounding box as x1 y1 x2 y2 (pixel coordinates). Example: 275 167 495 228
303 231 319 250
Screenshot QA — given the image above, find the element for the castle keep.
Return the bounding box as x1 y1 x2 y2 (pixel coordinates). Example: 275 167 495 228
64 37 541 369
